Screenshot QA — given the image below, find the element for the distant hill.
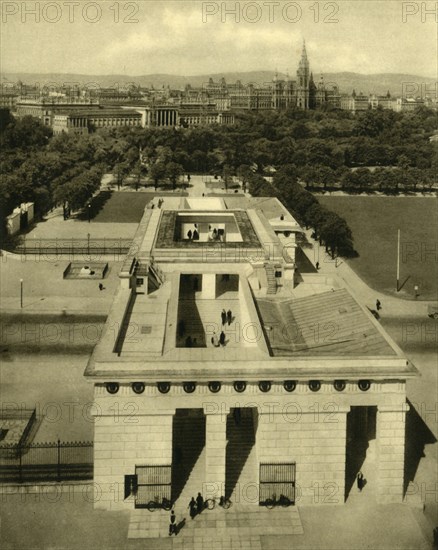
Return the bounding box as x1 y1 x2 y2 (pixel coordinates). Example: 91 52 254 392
1 71 435 97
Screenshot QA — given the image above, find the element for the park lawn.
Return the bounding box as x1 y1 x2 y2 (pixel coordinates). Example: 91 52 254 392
88 191 152 223
318 196 438 300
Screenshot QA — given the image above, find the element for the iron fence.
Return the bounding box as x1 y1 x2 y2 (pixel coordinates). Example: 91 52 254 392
13 238 132 257
0 440 93 483
135 465 172 508
259 462 296 504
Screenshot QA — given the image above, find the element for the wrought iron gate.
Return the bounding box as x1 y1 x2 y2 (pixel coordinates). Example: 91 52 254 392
259 462 296 505
135 465 171 508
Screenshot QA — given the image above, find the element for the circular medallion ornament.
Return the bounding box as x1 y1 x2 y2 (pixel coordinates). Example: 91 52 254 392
309 380 321 392
183 382 196 393
157 382 171 394
259 381 271 393
208 381 221 393
283 380 296 392
132 382 145 394
106 382 119 394
334 380 346 392
233 381 246 393
358 380 371 392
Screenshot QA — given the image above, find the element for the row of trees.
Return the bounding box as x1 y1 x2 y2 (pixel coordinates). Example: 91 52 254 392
246 166 355 258
1 105 436 240
91 106 436 176
0 118 107 239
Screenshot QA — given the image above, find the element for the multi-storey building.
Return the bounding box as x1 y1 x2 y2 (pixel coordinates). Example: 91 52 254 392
85 196 416 512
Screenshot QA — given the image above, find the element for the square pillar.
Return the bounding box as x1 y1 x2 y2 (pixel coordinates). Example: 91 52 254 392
201 273 216 299
377 403 408 503
203 406 229 499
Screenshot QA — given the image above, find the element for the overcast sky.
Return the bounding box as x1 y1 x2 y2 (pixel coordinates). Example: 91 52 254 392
1 1 436 77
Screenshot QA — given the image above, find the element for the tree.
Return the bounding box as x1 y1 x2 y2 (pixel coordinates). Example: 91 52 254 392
222 164 232 190
149 162 167 190
166 162 184 190
132 161 146 191
114 162 130 189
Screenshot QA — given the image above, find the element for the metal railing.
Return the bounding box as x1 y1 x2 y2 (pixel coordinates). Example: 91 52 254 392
135 465 172 508
0 440 93 483
259 462 296 505
12 238 132 257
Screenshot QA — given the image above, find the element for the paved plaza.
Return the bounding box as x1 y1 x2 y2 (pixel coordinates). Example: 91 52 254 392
0 485 431 550
1 187 436 550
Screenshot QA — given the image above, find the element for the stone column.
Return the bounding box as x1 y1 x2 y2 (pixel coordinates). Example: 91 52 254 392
201 273 216 299
203 405 229 499
376 403 408 503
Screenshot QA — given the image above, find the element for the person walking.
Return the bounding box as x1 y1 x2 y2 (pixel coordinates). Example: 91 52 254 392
357 471 364 492
316 261 320 270
187 229 193 240
188 497 197 519
211 332 219 347
376 299 381 311
196 492 204 515
227 309 232 326
169 509 176 536
219 331 226 346
221 309 227 326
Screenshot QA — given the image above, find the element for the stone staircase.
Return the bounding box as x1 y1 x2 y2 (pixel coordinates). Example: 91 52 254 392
265 264 277 295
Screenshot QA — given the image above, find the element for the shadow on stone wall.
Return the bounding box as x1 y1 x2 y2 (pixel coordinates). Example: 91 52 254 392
403 400 437 497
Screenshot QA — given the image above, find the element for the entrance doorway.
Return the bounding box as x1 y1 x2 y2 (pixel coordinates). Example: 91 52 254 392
171 409 205 502
225 408 257 501
345 406 377 500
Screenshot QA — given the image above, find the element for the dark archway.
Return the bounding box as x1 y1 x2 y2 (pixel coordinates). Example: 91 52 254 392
171 409 205 502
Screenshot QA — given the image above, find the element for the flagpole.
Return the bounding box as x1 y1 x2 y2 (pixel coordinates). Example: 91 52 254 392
396 229 400 292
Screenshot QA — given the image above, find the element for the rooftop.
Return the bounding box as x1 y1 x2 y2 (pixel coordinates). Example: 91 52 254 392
85 198 413 381
256 289 396 356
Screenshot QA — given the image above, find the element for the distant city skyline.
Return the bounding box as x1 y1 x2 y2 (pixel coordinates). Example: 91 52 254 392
1 1 436 78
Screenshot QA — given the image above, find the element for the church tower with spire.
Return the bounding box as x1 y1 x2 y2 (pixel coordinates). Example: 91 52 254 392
296 40 310 109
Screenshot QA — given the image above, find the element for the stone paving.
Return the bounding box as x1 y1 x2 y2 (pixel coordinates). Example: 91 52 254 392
300 230 435 317
128 504 303 549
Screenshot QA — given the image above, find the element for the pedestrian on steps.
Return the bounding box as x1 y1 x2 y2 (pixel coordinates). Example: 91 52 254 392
169 509 176 535
188 497 197 519
196 492 204 514
221 309 227 326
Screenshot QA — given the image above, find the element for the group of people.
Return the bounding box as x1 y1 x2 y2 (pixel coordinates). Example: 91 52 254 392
168 492 205 536
188 492 205 520
211 308 233 347
208 227 225 242
178 319 199 348
187 228 199 240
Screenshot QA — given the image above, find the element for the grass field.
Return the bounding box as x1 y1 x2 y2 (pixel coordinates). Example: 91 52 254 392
83 191 152 223
318 196 438 300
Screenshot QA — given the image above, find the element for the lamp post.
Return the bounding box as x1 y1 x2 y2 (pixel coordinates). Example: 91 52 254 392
20 279 23 308
87 233 90 256
88 204 91 223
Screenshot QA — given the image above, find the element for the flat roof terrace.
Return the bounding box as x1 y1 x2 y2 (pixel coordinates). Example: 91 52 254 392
154 210 262 249
86 276 416 381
